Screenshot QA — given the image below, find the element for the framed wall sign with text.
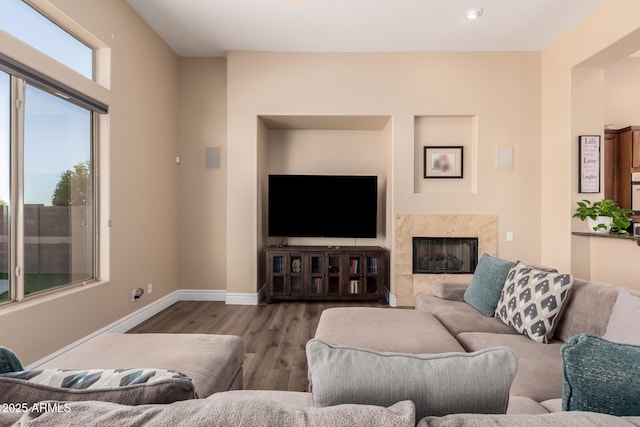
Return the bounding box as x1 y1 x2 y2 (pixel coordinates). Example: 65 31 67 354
578 135 600 193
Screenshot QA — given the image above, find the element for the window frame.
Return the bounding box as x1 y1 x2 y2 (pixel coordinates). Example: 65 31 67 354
0 2 108 305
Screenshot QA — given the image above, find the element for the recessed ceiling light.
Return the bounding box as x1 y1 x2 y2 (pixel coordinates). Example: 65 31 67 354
464 8 483 20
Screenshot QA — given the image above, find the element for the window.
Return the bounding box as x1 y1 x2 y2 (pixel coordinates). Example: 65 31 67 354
0 72 9 302
0 1 93 80
0 3 107 303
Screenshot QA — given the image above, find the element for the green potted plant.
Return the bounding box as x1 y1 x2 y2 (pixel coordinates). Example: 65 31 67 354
572 199 634 234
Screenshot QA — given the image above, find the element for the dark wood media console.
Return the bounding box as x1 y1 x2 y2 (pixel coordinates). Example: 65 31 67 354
264 245 387 303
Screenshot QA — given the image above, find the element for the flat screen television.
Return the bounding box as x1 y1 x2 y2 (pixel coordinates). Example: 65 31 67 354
268 175 378 238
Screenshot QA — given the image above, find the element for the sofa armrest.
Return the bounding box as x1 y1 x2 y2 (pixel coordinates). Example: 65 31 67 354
432 281 470 301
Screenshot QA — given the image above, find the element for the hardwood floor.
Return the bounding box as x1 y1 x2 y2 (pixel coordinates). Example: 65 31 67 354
127 300 388 391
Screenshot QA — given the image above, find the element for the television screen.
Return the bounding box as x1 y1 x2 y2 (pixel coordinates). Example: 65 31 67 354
268 175 377 238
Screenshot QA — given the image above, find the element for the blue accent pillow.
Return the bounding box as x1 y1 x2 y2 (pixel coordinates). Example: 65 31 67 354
562 334 640 416
463 254 516 316
0 347 23 374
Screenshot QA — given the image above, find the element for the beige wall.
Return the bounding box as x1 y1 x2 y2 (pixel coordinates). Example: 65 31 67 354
177 58 227 290
0 0 180 364
605 57 640 128
568 55 640 289
541 0 640 273
540 1 640 286
227 51 543 297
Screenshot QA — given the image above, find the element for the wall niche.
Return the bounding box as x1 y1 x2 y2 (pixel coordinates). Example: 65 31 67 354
414 115 477 194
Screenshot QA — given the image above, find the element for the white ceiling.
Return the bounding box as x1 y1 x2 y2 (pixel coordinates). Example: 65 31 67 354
126 0 609 57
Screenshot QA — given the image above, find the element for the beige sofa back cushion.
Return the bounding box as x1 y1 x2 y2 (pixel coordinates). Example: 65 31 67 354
554 279 618 342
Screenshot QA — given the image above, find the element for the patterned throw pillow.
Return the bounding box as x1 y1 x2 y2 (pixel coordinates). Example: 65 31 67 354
494 263 574 343
0 368 196 405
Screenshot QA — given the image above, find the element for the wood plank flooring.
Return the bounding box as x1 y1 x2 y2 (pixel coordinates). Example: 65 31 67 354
127 300 388 391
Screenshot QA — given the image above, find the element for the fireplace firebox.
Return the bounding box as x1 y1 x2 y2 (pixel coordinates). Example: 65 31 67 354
412 237 478 274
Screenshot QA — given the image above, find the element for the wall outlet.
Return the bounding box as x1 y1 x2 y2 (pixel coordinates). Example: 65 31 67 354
147 283 153 294
132 288 144 301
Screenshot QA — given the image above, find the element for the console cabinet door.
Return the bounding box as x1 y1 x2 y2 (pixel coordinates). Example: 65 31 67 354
364 252 384 298
326 253 342 298
307 253 326 297
345 253 366 297
267 252 304 300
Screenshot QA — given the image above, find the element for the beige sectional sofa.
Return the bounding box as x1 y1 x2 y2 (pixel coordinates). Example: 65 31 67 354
3 263 640 425
416 277 620 403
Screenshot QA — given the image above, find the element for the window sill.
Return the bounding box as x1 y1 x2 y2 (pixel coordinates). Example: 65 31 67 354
0 280 109 313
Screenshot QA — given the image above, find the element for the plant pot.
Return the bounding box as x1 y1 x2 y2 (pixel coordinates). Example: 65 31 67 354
586 216 612 234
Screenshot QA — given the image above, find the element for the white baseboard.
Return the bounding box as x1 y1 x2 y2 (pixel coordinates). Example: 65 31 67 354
27 288 258 369
178 289 226 301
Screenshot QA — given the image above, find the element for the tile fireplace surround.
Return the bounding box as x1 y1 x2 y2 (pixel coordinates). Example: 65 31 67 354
394 214 498 307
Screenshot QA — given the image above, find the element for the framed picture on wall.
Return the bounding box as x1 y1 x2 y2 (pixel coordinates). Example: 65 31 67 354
424 146 464 178
578 135 600 193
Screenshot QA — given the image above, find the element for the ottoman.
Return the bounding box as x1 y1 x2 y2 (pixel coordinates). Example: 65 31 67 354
314 307 464 353
40 333 243 398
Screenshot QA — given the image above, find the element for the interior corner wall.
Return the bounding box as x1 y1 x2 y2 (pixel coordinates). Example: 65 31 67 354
569 68 605 279
226 51 543 297
541 0 640 274
177 57 227 290
382 119 394 294
0 0 180 364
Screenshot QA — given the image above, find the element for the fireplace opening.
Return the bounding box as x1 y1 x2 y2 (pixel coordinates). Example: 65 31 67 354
412 237 478 274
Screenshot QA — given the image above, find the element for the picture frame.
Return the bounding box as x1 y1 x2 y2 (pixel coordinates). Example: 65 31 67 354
578 135 600 193
423 146 464 178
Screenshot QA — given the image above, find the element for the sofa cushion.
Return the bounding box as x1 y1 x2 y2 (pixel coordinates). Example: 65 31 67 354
554 278 618 342
306 339 517 420
506 396 550 415
416 295 520 336
0 368 196 405
603 288 640 345
464 254 517 316
218 390 314 407
494 263 573 343
432 280 469 301
419 412 640 426
18 395 416 427
562 334 640 416
456 331 564 402
39 333 244 398
314 307 464 353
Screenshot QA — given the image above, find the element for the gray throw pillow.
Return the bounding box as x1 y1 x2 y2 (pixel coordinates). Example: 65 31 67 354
464 254 517 316
306 339 517 420
0 368 196 405
562 334 640 416
603 288 640 345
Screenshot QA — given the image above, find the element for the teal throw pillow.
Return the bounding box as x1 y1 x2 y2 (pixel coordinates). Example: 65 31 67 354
0 347 23 374
463 254 516 316
562 334 640 416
